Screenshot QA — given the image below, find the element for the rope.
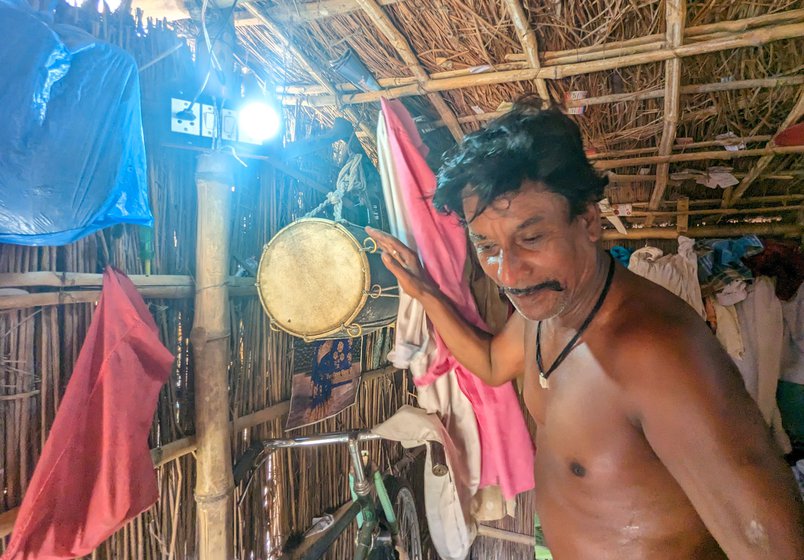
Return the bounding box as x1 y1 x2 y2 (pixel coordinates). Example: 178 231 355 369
303 153 365 220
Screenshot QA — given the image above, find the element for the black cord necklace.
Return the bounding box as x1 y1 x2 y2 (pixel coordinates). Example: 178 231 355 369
536 253 616 389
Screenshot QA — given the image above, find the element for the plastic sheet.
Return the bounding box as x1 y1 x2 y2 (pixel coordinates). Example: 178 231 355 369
0 0 151 246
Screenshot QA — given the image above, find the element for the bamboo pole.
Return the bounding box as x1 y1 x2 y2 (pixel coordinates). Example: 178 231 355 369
606 204 804 219
608 172 797 183
505 8 804 63
593 145 804 170
502 0 551 102
601 222 802 240
646 0 686 226
317 21 804 105
590 135 772 159
191 151 235 560
0 278 256 311
352 0 463 140
724 88 804 207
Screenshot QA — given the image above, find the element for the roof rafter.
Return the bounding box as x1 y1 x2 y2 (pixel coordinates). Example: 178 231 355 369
352 0 464 140
722 87 804 207
282 18 803 105
501 0 551 103
645 0 686 227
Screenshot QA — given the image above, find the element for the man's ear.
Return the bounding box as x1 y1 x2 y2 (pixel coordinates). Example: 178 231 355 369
577 202 602 242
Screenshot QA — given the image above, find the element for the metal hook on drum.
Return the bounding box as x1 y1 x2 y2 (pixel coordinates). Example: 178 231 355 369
344 323 363 338
361 237 378 254
268 320 281 333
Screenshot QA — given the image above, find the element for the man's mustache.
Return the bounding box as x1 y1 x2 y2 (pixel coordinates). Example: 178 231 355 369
503 281 564 297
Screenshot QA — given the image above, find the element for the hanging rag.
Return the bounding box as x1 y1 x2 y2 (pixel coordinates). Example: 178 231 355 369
1 267 174 560
694 235 763 295
732 277 791 453
744 239 804 301
628 236 706 318
379 99 535 501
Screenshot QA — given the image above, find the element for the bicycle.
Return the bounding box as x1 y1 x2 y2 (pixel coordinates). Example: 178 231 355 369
233 430 426 560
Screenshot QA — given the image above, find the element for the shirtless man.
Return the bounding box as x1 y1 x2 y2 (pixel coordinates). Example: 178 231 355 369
367 99 804 559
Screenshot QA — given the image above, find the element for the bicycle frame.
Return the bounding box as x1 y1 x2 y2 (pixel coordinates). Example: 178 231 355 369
235 430 402 560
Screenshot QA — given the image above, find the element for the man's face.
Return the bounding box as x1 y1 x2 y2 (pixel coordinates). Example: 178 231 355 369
463 180 601 321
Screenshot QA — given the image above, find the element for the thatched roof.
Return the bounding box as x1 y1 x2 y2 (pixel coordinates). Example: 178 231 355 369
229 0 803 238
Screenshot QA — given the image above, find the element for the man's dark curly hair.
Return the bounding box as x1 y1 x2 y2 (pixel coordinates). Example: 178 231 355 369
434 96 608 222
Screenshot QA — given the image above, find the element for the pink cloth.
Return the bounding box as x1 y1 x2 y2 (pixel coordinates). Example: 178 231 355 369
381 99 534 499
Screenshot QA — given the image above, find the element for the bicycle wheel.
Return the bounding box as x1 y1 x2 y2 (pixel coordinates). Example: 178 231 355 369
385 479 423 560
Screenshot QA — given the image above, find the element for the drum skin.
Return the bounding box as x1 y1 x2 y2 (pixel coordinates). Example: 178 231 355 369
257 219 398 340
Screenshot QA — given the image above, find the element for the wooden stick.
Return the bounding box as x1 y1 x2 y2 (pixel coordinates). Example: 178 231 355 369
725 88 804 206
646 0 686 226
502 0 550 102
352 0 463 140
477 524 537 546
608 172 797 183
593 145 804 170
601 223 802 240
191 152 235 559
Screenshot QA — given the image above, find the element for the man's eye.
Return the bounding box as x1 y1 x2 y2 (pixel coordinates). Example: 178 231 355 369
476 244 496 254
522 236 542 245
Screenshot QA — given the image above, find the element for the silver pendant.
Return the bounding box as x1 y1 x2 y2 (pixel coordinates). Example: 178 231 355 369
539 372 550 389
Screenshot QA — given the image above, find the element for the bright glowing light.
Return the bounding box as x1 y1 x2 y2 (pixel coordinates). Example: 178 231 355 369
238 101 281 144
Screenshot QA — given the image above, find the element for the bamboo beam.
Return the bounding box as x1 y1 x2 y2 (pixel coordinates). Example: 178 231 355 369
352 0 463 140
593 145 804 170
590 135 772 159
724 87 804 207
256 0 403 24
607 172 797 183
242 3 376 145
606 204 804 219
502 0 550 102
646 0 686 226
192 152 235 560
505 8 804 63
273 8 804 103
330 21 804 105
0 366 402 540
0 278 256 311
676 197 689 232
601 222 802 240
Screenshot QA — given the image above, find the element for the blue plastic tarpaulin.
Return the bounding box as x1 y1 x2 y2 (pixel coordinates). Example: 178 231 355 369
0 0 151 246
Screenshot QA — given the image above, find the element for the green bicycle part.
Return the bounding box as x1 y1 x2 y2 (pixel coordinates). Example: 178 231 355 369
374 471 398 532
349 473 364 527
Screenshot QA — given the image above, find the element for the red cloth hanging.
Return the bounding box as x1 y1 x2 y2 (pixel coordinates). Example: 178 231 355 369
2 267 173 560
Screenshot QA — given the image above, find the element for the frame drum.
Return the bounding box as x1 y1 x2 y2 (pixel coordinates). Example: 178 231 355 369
256 219 398 340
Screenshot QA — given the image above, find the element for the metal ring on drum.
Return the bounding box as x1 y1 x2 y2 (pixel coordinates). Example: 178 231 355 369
256 218 398 340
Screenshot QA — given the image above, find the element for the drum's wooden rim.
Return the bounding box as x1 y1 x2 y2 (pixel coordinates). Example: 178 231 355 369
255 218 371 340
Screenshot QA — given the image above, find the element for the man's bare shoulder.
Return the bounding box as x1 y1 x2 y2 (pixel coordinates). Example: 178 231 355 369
597 268 736 395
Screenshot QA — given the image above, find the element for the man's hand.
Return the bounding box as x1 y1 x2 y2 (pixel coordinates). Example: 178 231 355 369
365 226 435 300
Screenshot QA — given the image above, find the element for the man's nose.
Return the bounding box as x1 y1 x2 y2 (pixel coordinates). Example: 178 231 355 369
497 247 527 288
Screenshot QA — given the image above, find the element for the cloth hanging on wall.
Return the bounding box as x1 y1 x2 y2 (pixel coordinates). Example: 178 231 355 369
744 239 804 301
628 236 706 318
695 235 763 295
732 277 791 453
378 99 535 501
2 268 173 560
